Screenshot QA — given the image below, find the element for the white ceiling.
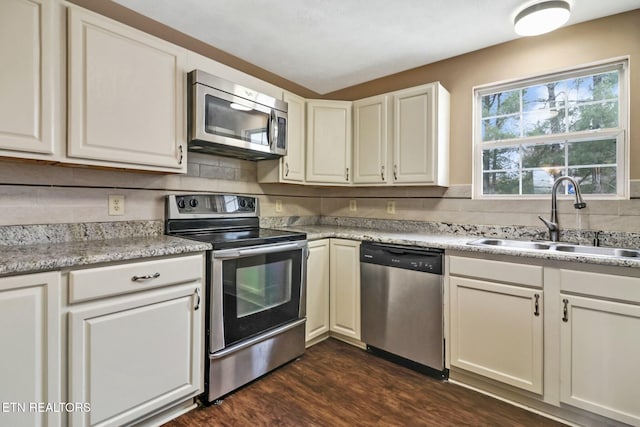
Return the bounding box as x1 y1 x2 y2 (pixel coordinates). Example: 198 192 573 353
112 0 639 94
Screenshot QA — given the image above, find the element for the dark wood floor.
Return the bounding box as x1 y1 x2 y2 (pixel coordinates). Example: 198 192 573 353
164 338 565 427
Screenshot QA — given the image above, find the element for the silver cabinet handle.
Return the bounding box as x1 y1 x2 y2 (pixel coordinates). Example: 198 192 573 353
194 288 201 311
178 145 184 165
562 298 569 322
534 294 540 317
285 162 290 177
393 164 398 180
345 167 350 181
381 165 385 181
131 272 160 282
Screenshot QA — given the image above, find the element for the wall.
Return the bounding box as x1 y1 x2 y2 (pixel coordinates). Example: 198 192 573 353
316 9 640 234
325 9 640 185
2 6 638 236
0 155 319 226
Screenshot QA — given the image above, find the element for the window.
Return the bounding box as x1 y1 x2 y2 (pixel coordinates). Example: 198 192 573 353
473 60 628 199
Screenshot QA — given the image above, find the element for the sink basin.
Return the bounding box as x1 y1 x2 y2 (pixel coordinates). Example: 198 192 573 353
468 238 640 259
468 238 551 250
554 245 640 258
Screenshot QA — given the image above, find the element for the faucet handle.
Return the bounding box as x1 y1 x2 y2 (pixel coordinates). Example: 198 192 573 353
574 201 587 209
538 216 558 231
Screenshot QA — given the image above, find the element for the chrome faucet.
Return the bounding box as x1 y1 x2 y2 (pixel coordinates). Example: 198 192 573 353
538 176 587 242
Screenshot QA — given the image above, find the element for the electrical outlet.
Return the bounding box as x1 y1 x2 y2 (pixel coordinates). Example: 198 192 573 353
275 199 283 213
386 200 396 214
349 199 357 212
109 195 125 216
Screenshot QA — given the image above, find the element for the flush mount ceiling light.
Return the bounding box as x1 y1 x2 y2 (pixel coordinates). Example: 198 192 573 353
514 0 571 36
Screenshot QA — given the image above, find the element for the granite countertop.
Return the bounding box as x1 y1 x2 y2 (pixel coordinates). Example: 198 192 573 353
3 220 639 277
0 222 211 277
283 224 640 269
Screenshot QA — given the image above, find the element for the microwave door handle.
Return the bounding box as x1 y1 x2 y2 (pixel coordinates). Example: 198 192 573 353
269 109 277 149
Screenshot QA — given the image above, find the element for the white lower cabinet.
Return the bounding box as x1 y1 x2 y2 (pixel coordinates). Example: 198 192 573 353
66 254 204 427
449 255 640 425
448 256 544 394
559 269 640 425
0 271 62 427
449 276 543 394
305 239 330 343
305 239 361 345
329 239 361 341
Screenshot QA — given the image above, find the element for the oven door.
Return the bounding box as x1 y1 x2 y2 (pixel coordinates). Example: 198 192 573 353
210 240 307 353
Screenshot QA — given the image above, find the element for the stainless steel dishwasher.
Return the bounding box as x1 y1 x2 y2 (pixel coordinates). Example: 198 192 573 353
360 242 447 379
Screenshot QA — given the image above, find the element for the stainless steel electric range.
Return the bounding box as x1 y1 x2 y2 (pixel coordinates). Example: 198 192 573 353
165 194 307 403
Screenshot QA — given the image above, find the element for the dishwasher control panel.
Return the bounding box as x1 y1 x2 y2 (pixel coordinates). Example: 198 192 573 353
360 243 443 274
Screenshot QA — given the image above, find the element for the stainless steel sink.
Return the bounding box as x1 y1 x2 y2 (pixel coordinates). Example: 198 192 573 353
467 238 640 259
468 238 551 250
553 244 640 258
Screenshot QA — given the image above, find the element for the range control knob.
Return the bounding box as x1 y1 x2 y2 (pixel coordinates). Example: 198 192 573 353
189 198 199 208
177 198 186 209
238 198 247 208
248 200 255 210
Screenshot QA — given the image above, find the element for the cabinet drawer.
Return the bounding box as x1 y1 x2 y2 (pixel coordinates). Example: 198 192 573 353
68 255 203 303
560 269 640 303
449 256 542 288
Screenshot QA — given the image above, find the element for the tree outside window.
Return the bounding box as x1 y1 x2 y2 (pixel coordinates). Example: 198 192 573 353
475 61 626 199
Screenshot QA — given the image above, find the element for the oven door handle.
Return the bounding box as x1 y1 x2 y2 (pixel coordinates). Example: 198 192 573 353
213 241 307 259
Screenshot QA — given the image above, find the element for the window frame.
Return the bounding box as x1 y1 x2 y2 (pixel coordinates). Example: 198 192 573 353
472 58 629 200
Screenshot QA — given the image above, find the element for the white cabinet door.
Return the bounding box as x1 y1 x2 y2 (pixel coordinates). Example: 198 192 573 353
329 239 361 340
280 92 306 183
67 6 186 172
306 100 352 184
353 95 389 184
0 0 61 159
449 276 543 394
68 284 202 427
305 239 330 344
560 294 640 425
257 91 306 184
392 83 449 185
0 272 61 427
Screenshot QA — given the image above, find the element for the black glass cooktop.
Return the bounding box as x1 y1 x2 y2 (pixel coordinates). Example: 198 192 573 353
174 227 306 250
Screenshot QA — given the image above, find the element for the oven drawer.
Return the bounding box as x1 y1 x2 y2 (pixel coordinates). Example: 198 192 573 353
68 254 204 304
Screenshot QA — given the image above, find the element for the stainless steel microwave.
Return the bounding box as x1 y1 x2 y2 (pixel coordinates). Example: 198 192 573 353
187 70 288 160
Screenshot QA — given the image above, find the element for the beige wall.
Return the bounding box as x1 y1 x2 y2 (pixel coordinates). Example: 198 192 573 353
325 10 640 185
63 3 639 185
2 6 638 234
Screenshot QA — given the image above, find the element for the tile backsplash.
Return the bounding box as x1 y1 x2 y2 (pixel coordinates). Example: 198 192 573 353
0 158 638 241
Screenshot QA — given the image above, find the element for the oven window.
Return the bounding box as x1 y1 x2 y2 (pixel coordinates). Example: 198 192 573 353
221 248 303 347
236 259 292 317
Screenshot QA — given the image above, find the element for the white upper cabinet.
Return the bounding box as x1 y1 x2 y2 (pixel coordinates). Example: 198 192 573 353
353 94 389 184
67 6 187 172
257 91 306 184
0 0 62 159
279 91 306 182
353 83 449 186
306 100 352 184
392 83 449 186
